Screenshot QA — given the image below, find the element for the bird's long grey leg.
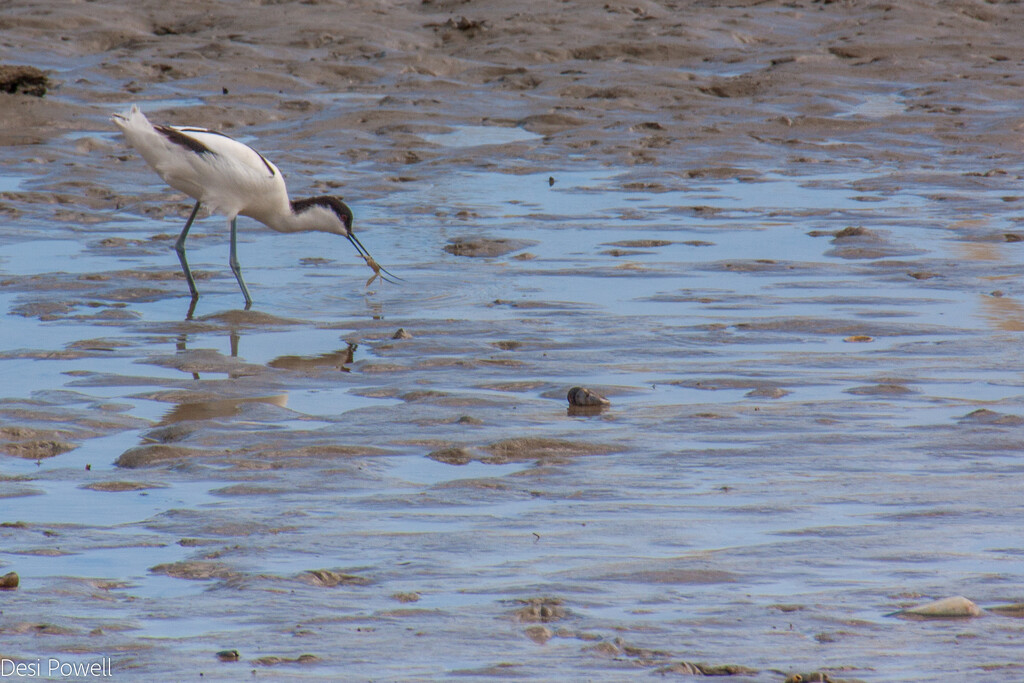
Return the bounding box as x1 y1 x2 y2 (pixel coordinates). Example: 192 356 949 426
228 217 252 309
175 201 202 300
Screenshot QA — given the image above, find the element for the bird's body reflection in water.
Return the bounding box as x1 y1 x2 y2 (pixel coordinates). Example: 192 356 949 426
163 330 358 423
266 343 357 373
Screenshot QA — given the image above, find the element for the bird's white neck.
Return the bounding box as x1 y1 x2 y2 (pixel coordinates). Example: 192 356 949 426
248 199 349 236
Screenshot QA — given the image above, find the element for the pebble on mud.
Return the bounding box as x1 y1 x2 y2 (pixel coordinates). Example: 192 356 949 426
891 595 983 619
567 386 610 407
0 571 19 590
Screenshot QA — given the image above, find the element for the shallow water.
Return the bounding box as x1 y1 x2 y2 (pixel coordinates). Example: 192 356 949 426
4 142 1024 680
4 2 1024 680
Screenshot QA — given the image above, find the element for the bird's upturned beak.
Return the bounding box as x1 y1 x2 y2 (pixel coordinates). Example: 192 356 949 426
345 232 402 284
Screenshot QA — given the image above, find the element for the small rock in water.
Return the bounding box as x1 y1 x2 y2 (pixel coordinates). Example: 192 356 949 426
216 649 240 662
0 571 19 590
892 595 982 619
392 328 412 339
567 386 610 407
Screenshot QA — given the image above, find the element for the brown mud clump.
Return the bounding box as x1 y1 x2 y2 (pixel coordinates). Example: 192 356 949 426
299 569 372 588
150 561 239 581
254 654 320 666
513 597 567 623
0 65 49 96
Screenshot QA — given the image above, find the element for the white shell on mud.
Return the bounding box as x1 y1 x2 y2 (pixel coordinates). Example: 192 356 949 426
894 595 982 618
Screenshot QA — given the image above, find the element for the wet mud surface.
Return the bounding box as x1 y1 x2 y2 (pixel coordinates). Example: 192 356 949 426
3 1 1024 680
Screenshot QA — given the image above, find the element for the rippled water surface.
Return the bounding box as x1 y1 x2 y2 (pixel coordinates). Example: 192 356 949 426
3 3 1024 679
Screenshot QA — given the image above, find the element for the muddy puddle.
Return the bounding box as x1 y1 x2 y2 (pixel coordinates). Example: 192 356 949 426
3 1 1024 681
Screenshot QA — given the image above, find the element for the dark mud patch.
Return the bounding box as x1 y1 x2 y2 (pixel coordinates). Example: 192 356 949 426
158 394 289 424
298 569 372 588
0 65 49 96
958 408 1024 426
426 446 476 465
845 383 916 396
0 404 148 440
144 349 268 378
512 597 567 623
662 378 790 394
602 239 674 248
149 560 240 581
428 437 618 465
115 444 212 468
815 225 924 260
0 426 78 459
236 444 392 461
253 654 320 667
655 661 759 676
443 237 537 258
598 568 739 585
80 481 166 492
731 316 946 338
502 437 614 463
196 310 305 326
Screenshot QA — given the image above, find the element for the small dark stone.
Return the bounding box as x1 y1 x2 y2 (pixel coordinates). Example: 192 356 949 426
567 386 610 407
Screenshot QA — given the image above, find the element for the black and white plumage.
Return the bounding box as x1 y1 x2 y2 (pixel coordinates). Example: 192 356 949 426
111 105 397 307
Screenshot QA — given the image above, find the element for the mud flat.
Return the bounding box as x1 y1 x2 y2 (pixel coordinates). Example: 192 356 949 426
2 1 1024 680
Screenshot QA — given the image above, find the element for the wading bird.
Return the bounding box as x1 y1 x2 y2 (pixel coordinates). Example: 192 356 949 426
111 105 397 308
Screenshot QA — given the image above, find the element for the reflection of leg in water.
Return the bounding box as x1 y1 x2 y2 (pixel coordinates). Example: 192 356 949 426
175 333 200 380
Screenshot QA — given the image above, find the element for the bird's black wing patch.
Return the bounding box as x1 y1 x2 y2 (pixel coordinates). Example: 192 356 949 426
155 125 213 156
175 127 277 177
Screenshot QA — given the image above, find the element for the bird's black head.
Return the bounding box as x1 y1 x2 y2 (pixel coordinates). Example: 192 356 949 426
291 194 401 285
291 196 353 235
